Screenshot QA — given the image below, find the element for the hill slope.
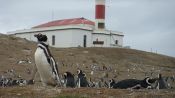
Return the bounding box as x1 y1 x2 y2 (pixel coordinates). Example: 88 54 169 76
0 35 174 79
0 35 175 98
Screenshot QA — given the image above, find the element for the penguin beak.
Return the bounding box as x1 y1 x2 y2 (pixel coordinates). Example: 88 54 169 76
34 33 42 38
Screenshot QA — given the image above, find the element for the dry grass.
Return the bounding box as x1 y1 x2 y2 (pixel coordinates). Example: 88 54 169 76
0 35 175 98
0 86 175 98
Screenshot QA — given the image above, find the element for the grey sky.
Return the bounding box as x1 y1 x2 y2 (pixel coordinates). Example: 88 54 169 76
0 0 175 57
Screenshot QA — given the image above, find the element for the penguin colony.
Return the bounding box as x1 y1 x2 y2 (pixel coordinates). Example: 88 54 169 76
0 77 34 87
31 34 173 89
0 34 174 89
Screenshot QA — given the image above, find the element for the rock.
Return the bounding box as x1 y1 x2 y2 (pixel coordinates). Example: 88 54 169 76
83 51 89 54
97 90 103 94
67 53 74 56
16 93 22 96
22 49 32 55
101 72 108 78
90 71 94 75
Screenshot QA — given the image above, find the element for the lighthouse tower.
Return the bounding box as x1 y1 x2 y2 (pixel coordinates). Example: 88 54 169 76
95 0 106 30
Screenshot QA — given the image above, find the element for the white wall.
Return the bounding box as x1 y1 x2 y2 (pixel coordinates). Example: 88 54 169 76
15 32 37 42
14 28 123 48
92 33 123 47
14 29 92 48
110 35 123 46
71 29 92 47
45 30 73 48
48 29 92 48
92 34 109 47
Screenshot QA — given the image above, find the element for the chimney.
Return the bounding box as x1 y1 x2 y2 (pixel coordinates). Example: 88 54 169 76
95 0 105 30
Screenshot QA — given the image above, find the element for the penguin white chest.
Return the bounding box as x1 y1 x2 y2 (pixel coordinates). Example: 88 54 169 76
34 48 54 84
35 48 49 67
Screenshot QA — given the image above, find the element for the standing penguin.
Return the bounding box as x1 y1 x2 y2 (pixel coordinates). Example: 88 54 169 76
32 33 61 86
63 72 75 88
157 74 168 89
76 69 89 87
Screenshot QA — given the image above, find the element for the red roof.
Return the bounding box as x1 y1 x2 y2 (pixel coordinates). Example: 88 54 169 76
33 17 95 28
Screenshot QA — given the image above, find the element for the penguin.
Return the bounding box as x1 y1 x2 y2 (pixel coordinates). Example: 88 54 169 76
76 69 89 87
33 33 61 86
109 77 156 89
109 79 116 88
63 72 75 88
10 79 19 86
18 79 27 86
157 74 168 89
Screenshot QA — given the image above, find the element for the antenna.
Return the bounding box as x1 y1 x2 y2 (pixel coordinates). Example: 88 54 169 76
106 0 111 8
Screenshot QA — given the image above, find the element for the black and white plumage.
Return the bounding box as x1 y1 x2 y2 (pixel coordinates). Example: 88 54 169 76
109 79 116 88
109 77 156 89
34 33 61 86
0 75 33 87
0 76 9 87
10 79 19 86
156 74 168 89
18 79 27 86
76 69 89 87
63 72 75 88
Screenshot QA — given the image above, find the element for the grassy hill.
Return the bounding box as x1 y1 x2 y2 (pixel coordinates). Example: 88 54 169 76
0 34 175 98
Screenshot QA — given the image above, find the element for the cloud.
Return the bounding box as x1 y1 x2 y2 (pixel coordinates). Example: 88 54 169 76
0 0 175 57
105 0 175 57
0 0 95 32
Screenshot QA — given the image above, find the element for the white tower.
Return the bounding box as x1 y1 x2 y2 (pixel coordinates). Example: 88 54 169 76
95 0 106 30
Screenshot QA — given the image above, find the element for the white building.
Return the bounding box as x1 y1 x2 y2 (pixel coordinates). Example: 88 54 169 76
8 0 124 48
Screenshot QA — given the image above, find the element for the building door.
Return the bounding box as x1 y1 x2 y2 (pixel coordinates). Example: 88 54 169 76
83 35 87 47
52 35 55 46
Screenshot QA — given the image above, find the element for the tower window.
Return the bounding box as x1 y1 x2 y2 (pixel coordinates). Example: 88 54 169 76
98 23 105 29
52 35 55 45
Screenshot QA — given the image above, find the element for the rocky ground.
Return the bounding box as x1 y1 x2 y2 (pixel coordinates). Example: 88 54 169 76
0 34 175 98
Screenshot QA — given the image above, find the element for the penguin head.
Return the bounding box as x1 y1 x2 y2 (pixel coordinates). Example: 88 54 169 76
83 73 86 77
109 79 115 84
63 72 68 79
109 79 115 88
34 33 48 42
158 74 162 79
77 69 83 75
145 77 152 85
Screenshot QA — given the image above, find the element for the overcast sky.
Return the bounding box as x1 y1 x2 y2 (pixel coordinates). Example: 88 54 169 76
0 0 175 57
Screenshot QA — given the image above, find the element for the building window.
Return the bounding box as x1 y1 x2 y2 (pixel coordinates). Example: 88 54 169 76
93 41 104 45
83 35 87 47
115 40 118 45
52 35 55 45
98 23 105 29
